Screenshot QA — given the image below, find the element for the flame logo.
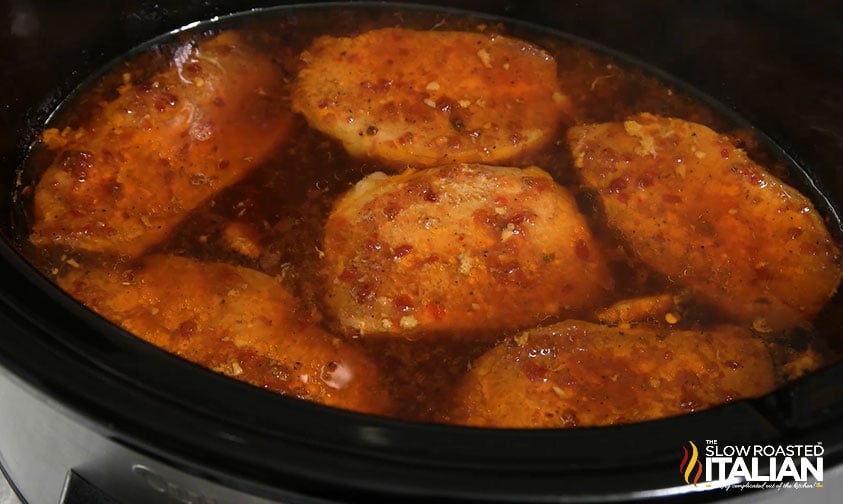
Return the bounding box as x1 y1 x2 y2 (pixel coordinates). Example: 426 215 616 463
679 441 703 486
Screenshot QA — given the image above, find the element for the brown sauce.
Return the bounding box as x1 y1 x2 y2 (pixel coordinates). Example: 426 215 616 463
11 4 843 425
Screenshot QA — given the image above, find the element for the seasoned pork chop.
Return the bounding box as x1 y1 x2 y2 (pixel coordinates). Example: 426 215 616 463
58 255 389 415
292 28 569 167
31 31 291 258
568 114 842 330
449 320 776 428
322 164 612 338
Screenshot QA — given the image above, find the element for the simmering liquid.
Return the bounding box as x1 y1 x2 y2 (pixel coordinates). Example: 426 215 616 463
10 4 843 426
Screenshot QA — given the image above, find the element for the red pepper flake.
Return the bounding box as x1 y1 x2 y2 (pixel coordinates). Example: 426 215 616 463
787 227 803 240
748 171 767 188
522 177 548 193
60 151 94 182
153 91 178 112
176 319 197 337
607 177 627 193
636 172 654 188
720 148 730 159
184 61 202 76
493 261 526 285
574 239 590 260
382 204 401 221
438 98 454 114
662 194 683 204
364 239 383 252
393 295 414 313
508 212 533 227
110 182 123 196
135 82 153 94
422 189 439 202
732 164 767 187
396 132 414 145
338 269 358 283
351 283 374 304
392 244 413 259
522 361 548 382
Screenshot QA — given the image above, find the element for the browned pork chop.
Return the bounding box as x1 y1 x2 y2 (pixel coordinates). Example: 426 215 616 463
58 255 390 415
449 320 776 428
568 113 842 330
322 163 612 338
31 31 291 257
293 27 569 167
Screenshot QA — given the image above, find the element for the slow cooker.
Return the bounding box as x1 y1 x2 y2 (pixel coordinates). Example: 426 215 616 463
1 1 841 503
